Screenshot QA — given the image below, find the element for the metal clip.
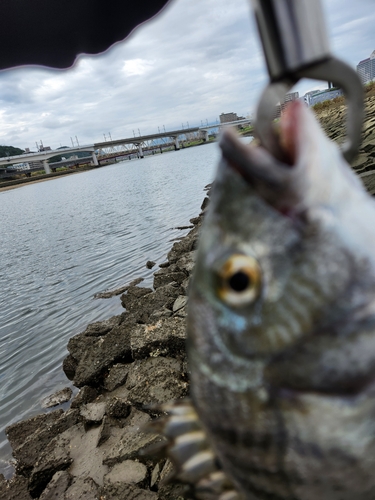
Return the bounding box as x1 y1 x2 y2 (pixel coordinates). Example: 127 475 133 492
250 0 364 163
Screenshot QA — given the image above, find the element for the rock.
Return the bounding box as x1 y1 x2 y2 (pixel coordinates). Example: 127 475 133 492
106 397 131 420
66 423 109 486
172 295 188 313
153 269 186 289
0 475 32 500
6 409 80 475
95 278 144 299
103 363 129 392
167 226 199 263
84 315 122 337
99 482 157 499
150 462 161 488
189 216 202 225
41 387 72 408
102 409 161 467
65 477 99 500
39 470 72 500
72 322 133 387
80 402 106 424
148 308 173 321
146 260 156 269
96 416 117 447
125 357 187 408
121 283 182 324
29 436 73 497
71 386 98 409
130 317 186 360
175 251 195 275
104 460 148 487
63 354 78 381
6 410 63 451
158 262 170 268
200 196 210 211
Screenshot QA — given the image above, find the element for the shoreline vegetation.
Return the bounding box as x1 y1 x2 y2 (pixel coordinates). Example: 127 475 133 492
2 99 375 498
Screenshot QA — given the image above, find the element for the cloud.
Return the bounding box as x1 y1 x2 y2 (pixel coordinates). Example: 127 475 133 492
0 0 372 150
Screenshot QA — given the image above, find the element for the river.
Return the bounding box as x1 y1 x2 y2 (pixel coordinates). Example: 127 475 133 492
0 141 224 474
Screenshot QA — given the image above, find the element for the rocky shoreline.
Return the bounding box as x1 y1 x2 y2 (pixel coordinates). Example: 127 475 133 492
0 187 211 500
2 98 375 499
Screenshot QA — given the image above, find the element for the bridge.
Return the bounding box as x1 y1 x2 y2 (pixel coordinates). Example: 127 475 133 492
0 119 252 175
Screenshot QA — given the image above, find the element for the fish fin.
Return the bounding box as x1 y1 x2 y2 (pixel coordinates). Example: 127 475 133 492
143 398 243 499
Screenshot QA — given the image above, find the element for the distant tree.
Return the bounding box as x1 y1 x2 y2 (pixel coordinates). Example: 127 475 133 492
0 145 25 157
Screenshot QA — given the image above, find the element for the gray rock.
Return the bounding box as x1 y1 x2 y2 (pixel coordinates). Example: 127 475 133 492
148 308 173 321
72 322 132 387
80 402 106 424
172 295 188 313
121 283 182 324
39 470 72 500
130 316 186 360
125 357 187 408
106 397 131 419
63 354 78 381
158 262 170 268
175 250 196 275
99 482 157 499
102 409 161 467
41 387 72 408
96 416 117 447
85 315 122 337
150 462 161 488
146 260 156 269
6 410 63 452
6 409 80 475
70 386 98 409
0 475 32 500
153 269 186 289
189 216 202 225
167 226 199 263
103 363 129 392
201 196 210 211
104 460 148 487
29 436 73 497
65 477 99 500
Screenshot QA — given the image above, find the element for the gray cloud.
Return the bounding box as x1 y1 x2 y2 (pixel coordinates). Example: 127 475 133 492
0 0 372 151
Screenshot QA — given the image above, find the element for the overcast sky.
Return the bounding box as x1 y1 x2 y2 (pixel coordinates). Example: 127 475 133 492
0 0 374 151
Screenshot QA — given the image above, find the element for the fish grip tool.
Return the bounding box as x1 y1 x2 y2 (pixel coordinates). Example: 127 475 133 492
250 0 363 163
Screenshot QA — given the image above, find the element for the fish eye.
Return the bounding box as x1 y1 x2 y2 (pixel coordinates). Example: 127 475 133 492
217 254 261 307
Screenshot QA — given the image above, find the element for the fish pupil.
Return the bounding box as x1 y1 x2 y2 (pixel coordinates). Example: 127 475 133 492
228 271 250 292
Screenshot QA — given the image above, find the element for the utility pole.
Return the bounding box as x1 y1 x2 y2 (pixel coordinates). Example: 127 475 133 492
75 136 79 146
103 134 107 141
138 128 141 137
163 125 166 133
133 130 136 138
108 132 112 141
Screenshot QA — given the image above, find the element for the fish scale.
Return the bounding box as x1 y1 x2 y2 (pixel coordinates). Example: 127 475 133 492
185 102 375 499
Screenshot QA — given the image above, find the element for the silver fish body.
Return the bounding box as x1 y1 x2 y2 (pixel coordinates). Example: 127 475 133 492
187 102 375 500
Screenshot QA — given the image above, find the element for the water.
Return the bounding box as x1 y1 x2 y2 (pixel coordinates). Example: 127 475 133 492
0 142 221 474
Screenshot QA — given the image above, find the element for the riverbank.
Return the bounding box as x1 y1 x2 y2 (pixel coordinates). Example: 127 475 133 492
2 100 375 498
1 186 211 499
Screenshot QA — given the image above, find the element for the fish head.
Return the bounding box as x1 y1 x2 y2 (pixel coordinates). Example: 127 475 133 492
187 101 375 499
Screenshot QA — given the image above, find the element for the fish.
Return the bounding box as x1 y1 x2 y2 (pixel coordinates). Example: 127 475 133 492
183 101 375 500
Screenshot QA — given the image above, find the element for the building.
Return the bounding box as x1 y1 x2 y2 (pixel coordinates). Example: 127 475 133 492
357 51 375 85
308 88 343 106
303 90 321 106
280 92 299 112
219 112 242 124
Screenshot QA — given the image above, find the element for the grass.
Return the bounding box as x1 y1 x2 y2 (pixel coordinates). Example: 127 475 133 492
313 81 375 113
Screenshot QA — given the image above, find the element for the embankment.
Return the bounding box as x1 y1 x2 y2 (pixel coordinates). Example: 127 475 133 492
2 99 375 499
